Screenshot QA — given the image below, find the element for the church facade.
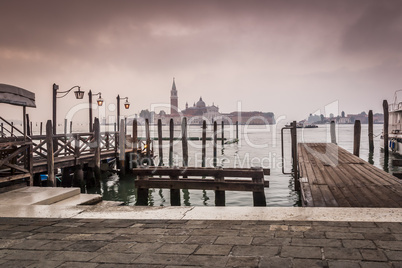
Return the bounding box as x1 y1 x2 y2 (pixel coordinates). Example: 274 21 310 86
154 78 275 125
155 78 224 125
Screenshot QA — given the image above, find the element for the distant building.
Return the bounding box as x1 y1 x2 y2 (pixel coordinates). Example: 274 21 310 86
154 78 275 125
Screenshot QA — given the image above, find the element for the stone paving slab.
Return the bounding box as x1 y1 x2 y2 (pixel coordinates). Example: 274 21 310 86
0 217 401 267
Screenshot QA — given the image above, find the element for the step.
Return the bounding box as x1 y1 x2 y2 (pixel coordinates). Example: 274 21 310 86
51 194 102 206
93 200 125 207
0 187 81 205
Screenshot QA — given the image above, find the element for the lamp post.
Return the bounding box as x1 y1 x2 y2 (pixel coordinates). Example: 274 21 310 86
52 83 84 135
116 95 130 131
88 90 104 132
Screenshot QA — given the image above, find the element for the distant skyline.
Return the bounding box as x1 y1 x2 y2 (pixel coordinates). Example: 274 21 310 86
1 0 401 125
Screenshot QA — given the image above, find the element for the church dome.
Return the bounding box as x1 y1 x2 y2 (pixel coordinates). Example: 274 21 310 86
196 97 206 108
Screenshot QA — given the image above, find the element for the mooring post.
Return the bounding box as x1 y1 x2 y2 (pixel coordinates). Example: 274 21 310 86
61 167 72 187
119 119 126 175
182 117 188 167
132 118 138 168
45 120 55 187
94 118 101 182
368 110 374 152
330 120 336 144
136 176 149 205
353 120 361 157
214 168 225 206
291 121 300 191
236 121 239 140
73 164 84 188
145 118 150 162
169 118 174 167
383 100 389 157
26 114 30 137
221 121 224 146
202 120 206 167
158 119 163 166
213 121 217 167
252 167 267 206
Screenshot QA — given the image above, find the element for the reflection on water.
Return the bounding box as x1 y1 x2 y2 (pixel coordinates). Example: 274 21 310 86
87 123 397 207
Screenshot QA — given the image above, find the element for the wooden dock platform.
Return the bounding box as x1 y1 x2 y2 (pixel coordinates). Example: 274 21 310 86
298 143 402 207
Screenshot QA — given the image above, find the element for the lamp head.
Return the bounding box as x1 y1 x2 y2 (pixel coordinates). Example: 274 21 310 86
96 94 104 106
74 87 85 99
124 97 130 109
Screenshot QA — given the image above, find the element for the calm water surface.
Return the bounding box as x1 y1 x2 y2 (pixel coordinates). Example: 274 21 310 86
81 123 397 207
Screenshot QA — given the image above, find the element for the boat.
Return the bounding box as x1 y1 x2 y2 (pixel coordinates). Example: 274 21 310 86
381 90 402 155
285 123 318 128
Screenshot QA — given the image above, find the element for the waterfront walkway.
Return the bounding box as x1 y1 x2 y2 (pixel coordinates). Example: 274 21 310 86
0 206 402 267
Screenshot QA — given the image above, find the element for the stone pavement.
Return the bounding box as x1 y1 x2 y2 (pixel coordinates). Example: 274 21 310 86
0 217 401 267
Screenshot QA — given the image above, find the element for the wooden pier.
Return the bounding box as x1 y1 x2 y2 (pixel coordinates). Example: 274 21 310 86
298 143 402 207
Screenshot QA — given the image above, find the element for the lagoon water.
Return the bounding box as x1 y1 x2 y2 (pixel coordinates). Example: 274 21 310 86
58 123 396 207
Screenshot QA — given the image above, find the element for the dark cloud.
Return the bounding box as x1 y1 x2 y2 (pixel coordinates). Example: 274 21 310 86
341 1 402 54
0 0 400 121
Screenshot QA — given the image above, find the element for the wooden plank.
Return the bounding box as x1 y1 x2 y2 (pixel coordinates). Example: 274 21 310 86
131 167 264 178
318 185 339 207
135 178 265 192
0 173 31 183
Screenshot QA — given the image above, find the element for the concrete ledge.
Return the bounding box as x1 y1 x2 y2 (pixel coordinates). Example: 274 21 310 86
0 204 401 222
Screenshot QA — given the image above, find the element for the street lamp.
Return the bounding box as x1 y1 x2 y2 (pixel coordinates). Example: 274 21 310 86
52 83 84 135
88 90 103 132
116 95 130 131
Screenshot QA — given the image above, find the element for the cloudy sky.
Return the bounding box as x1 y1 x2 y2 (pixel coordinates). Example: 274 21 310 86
1 0 401 124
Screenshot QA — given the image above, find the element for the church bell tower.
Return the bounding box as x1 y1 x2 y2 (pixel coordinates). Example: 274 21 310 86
170 78 178 115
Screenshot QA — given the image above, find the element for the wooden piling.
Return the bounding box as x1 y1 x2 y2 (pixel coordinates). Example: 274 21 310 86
170 174 181 206
0 123 3 137
221 121 224 146
214 171 225 206
202 120 206 167
45 120 55 187
291 121 300 191
158 119 163 166
30 122 33 136
94 118 101 182
40 122 43 135
353 120 361 157
252 167 267 206
70 121 72 133
132 119 138 168
145 119 150 160
330 120 336 144
169 118 174 167
26 114 30 137
119 119 126 175
383 100 389 156
368 110 374 152
213 121 217 167
64 119 67 135
73 164 84 188
136 176 149 206
182 118 188 167
61 167 72 187
236 121 239 140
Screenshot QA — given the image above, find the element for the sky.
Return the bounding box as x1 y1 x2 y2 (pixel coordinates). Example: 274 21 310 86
1 0 401 125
